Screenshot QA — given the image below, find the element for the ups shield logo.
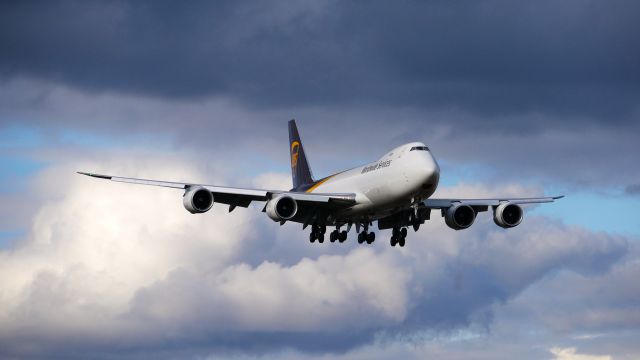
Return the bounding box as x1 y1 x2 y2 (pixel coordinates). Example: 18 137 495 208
291 141 300 169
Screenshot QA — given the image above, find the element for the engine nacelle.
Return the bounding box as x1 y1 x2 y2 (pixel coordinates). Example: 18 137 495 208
493 202 523 228
265 195 298 222
183 186 214 214
445 203 476 230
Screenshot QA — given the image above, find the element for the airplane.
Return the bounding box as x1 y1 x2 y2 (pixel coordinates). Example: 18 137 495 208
79 119 563 247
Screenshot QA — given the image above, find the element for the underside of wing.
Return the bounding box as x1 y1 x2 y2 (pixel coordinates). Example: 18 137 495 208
77 172 356 212
78 172 269 208
420 195 565 230
373 195 566 233
424 195 564 209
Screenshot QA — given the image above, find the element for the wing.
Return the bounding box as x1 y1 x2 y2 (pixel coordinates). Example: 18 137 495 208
424 195 564 209
77 172 355 211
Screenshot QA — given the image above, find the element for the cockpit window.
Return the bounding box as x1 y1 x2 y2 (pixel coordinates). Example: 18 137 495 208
410 146 429 151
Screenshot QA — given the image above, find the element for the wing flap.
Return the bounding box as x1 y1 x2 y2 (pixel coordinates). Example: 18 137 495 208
285 192 356 205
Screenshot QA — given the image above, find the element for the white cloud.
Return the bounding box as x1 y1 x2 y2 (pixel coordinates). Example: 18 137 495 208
0 156 412 355
253 172 291 191
0 154 634 358
502 243 640 334
550 347 611 360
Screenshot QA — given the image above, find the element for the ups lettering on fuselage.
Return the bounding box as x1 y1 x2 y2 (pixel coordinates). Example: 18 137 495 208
361 160 392 174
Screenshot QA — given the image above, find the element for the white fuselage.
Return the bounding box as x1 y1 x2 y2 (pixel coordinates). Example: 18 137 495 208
307 142 440 222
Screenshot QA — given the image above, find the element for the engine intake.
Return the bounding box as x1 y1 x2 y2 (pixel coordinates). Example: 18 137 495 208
493 202 523 228
445 203 476 230
183 186 214 214
266 195 298 221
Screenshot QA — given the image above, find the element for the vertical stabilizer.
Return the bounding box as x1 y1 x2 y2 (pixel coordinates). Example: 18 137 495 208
288 119 314 189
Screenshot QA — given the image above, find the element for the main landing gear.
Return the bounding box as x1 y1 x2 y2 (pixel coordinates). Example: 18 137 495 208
329 229 348 243
390 227 407 247
310 226 403 247
309 224 326 243
309 223 376 245
357 230 375 244
309 223 409 247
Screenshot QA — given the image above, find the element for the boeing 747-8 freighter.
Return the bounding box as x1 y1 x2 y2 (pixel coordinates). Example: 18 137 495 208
79 120 562 247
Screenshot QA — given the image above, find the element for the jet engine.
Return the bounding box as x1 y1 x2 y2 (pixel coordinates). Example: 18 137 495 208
444 203 476 230
493 202 523 228
266 194 298 221
183 186 214 214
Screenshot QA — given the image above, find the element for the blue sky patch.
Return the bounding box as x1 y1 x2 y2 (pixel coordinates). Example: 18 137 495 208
531 188 640 236
0 229 25 249
0 125 45 149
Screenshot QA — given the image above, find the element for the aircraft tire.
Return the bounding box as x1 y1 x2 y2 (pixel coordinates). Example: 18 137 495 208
340 231 348 242
366 232 375 244
392 227 400 237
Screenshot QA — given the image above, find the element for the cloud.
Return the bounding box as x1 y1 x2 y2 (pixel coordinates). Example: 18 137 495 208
625 184 640 195
1 2 639 357
507 244 640 334
2 77 639 192
549 347 611 360
1 1 639 121
0 154 633 358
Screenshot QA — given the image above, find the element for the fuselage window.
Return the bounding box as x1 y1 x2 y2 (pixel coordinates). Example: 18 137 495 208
410 146 429 151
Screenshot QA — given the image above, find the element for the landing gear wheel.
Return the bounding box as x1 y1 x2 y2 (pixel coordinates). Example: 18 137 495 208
339 231 347 242
318 234 325 243
357 232 365 244
366 232 375 244
390 235 397 247
401 227 408 238
309 232 315 243
330 231 337 243
399 237 405 247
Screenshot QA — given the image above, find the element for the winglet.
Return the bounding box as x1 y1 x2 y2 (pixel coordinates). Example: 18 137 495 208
77 171 112 180
552 195 565 200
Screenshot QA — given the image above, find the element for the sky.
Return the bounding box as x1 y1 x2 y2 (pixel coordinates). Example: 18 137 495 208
0 0 639 359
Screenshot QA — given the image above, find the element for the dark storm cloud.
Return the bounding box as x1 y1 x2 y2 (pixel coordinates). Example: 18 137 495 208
2 0 639 190
1 0 639 122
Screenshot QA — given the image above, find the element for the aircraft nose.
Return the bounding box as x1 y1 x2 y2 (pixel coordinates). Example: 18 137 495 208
419 153 440 189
